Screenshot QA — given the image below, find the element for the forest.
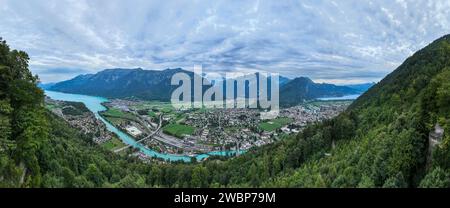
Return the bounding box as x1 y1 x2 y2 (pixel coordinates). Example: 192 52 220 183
0 35 449 188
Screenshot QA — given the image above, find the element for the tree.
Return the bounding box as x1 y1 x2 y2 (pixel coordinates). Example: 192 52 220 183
419 167 450 188
382 172 407 188
0 38 48 187
191 166 209 188
247 163 260 187
84 164 105 187
357 175 375 188
117 173 146 188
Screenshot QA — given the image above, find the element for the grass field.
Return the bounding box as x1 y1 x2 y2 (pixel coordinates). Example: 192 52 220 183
100 108 137 121
101 137 126 150
45 104 57 110
161 107 173 113
174 113 186 123
163 123 195 138
148 111 157 117
103 116 128 126
132 101 174 111
259 117 293 132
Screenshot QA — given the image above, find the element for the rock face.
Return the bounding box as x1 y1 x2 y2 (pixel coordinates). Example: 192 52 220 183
429 123 444 149
427 123 444 168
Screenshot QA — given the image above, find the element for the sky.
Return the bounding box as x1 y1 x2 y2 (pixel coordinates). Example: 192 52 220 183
1 0 450 84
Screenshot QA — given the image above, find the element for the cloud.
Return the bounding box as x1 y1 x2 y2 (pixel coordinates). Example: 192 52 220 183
1 0 450 83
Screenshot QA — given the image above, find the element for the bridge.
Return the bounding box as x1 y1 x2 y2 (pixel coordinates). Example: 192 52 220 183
113 114 163 153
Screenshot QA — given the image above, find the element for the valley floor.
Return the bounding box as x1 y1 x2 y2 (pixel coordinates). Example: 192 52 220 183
45 96 351 162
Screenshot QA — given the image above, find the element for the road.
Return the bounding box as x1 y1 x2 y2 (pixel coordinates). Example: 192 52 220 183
113 114 163 153
113 112 211 153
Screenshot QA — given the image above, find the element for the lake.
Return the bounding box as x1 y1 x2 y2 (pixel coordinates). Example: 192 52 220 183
45 90 241 162
317 94 361 101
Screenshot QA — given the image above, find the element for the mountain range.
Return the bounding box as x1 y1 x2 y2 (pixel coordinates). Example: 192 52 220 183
48 68 373 106
49 68 194 101
279 77 363 106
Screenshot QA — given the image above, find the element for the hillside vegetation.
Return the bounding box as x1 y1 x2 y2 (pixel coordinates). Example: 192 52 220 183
267 34 450 187
0 38 49 187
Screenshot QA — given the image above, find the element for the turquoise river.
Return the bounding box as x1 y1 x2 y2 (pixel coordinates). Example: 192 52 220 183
45 90 241 162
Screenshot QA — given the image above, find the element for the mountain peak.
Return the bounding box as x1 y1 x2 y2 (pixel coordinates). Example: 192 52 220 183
163 68 185 73
102 68 143 72
293 76 314 83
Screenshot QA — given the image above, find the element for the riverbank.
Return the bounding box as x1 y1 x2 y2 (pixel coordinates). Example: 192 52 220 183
44 90 242 162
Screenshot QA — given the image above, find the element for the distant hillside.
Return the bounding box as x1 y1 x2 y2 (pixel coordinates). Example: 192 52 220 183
37 82 55 90
279 76 291 86
279 77 359 107
50 68 193 101
342 82 375 93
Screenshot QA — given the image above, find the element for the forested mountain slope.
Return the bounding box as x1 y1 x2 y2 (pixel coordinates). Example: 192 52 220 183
0 38 147 187
266 34 450 187
0 38 50 187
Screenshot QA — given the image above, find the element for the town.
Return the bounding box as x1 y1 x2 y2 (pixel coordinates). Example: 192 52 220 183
45 96 351 162
45 97 126 151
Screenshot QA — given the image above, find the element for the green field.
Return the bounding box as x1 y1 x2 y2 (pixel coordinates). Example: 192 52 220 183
259 117 293 132
104 116 128 126
147 111 157 117
132 101 174 111
45 104 57 110
174 113 186 123
161 107 173 113
101 137 126 150
100 107 137 121
163 123 195 138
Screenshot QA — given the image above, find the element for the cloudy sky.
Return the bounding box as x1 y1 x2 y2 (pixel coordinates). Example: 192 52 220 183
1 0 449 84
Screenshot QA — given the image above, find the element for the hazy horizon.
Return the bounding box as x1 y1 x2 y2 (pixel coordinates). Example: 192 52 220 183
1 0 450 84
